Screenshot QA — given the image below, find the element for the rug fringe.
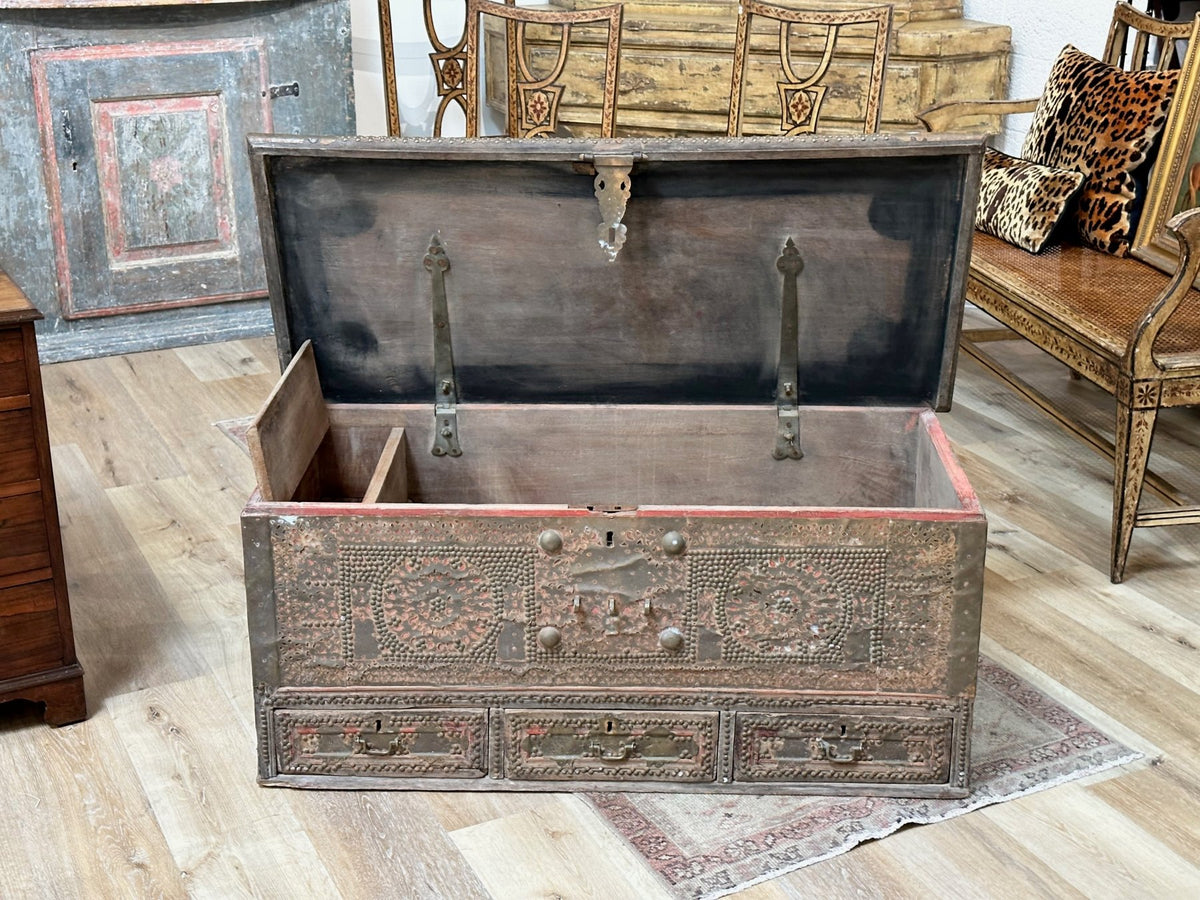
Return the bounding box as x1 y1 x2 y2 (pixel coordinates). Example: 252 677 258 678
696 750 1143 900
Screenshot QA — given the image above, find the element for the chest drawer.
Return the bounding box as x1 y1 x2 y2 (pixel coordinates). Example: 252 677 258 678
733 711 955 786
0 491 51 579
0 602 64 680
502 709 719 783
0 329 25 399
0 408 39 489
273 708 488 779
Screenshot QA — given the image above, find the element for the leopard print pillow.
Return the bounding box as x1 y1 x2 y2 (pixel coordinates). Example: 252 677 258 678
1022 46 1177 256
975 149 1084 253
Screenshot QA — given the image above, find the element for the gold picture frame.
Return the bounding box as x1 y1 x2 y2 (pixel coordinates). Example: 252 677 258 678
1133 16 1200 275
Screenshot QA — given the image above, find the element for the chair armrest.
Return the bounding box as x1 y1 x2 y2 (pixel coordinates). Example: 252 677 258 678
1129 207 1200 376
917 98 1041 133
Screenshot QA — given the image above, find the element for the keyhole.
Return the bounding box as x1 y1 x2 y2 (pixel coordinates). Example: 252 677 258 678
375 719 383 733
605 531 614 547
605 719 614 734
839 725 847 737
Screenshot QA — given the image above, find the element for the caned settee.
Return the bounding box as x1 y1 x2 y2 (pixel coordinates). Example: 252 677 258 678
920 2 1200 583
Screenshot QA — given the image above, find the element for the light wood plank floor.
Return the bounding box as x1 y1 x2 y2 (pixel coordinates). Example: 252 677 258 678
2 328 1199 898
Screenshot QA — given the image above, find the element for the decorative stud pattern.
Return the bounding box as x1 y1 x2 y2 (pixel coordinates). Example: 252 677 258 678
697 546 887 665
341 544 534 664
267 516 960 695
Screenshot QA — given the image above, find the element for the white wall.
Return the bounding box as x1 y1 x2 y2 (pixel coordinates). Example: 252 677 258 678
961 1 1115 153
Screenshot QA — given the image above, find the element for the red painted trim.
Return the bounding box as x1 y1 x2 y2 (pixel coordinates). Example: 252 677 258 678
242 499 983 523
63 289 266 320
634 506 983 522
29 37 266 66
918 409 983 514
29 51 75 319
93 94 236 265
30 37 269 320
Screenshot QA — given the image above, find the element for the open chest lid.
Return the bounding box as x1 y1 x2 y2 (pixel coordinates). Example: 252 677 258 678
250 134 982 422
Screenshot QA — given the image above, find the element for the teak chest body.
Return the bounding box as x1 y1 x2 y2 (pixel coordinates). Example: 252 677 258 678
243 134 986 797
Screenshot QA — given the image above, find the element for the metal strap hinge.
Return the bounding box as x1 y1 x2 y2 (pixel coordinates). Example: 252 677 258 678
774 238 804 461
425 234 462 457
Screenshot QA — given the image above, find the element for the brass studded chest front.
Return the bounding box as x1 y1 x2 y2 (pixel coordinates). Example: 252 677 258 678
243 134 987 797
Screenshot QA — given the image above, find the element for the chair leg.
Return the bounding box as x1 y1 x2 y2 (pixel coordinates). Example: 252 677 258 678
1111 399 1159 583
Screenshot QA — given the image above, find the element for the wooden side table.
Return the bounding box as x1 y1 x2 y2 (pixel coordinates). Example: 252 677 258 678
0 268 84 726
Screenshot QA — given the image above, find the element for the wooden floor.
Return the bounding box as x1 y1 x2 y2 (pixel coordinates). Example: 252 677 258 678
2 327 1199 898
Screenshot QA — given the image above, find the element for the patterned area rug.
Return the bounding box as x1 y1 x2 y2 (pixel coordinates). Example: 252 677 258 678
214 419 1140 898
587 657 1140 899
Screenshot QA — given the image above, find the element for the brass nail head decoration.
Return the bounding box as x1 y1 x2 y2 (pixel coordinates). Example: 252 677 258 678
662 531 687 556
658 627 685 652
538 529 564 554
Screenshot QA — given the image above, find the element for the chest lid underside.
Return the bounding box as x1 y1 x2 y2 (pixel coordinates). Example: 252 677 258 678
251 134 982 411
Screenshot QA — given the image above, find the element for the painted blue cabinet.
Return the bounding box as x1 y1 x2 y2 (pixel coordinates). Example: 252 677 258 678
0 1 355 360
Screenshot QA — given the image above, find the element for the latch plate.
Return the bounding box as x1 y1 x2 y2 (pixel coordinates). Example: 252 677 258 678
593 156 633 262
269 82 300 99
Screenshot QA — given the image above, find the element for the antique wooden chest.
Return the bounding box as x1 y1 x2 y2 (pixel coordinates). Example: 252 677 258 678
243 133 987 797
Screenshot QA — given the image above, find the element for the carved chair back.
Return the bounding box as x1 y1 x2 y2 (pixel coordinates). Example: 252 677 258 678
1103 1 1193 72
460 0 624 138
377 0 516 137
726 1 893 136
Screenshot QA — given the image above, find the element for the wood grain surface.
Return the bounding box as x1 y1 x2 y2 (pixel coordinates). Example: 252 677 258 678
0 322 1197 895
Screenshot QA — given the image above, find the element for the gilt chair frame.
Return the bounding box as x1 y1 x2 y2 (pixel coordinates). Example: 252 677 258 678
727 1 893 136
461 0 623 138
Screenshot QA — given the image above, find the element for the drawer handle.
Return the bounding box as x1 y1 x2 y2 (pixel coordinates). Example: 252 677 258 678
351 735 409 758
588 739 636 763
817 738 865 764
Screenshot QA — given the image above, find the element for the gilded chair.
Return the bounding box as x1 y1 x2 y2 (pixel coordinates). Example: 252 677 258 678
919 2 1200 582
726 1 893 136
376 0 518 137
381 0 623 139
462 0 623 138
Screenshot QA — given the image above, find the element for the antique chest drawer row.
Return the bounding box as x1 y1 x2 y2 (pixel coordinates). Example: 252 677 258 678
0 272 85 724
269 704 960 789
243 134 986 797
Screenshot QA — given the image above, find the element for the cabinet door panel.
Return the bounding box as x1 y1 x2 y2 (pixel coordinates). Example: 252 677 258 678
32 38 271 319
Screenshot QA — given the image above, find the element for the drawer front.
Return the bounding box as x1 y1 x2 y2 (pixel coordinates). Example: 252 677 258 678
0 608 64 679
273 709 488 778
0 329 26 399
0 409 39 489
0 491 51 578
0 580 57 616
503 709 718 783
734 712 954 785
